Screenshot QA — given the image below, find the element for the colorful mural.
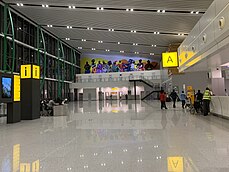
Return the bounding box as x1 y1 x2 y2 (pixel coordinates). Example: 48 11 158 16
81 54 160 74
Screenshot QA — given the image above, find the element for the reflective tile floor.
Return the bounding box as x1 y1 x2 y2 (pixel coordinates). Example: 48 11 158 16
1 100 229 172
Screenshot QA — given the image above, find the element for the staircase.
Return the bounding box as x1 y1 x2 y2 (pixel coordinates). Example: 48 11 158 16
129 78 161 100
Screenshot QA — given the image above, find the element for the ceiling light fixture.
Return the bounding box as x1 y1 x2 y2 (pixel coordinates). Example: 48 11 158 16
150 53 154 55
120 51 124 53
92 48 96 50
157 10 161 13
130 8 134 12
196 11 199 14
191 11 194 14
47 25 53 27
108 29 114 31
98 41 103 43
105 49 110 52
118 42 120 44
81 39 86 42
135 52 139 54
78 47 82 49
65 38 70 40
126 9 129 11
67 26 73 29
42 4 49 8
69 6 76 9
162 10 165 13
17 3 23 6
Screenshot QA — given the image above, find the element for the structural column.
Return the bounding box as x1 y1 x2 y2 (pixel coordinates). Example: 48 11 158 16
20 65 41 120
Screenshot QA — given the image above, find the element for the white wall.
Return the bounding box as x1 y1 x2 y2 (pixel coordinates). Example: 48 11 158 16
83 88 97 101
171 71 209 93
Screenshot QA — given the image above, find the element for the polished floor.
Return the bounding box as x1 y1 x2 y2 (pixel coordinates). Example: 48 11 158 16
1 100 229 172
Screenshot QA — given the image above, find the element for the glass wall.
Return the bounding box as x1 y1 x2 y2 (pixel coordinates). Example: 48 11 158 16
0 4 81 100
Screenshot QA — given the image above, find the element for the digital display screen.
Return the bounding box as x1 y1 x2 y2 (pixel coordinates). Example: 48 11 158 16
2 77 12 98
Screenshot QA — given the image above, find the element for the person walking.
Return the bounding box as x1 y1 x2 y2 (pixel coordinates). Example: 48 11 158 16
160 90 167 110
180 91 187 109
170 89 178 108
203 87 212 116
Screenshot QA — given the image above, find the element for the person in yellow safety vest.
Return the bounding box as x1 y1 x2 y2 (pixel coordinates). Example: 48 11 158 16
203 87 212 116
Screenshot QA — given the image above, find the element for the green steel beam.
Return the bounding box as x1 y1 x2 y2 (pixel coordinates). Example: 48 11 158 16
57 39 61 98
8 9 15 73
40 28 46 90
36 26 40 65
3 4 16 73
71 50 74 81
3 4 8 72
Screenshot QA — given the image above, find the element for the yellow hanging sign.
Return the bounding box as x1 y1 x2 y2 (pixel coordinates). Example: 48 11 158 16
21 65 31 79
162 52 179 68
167 157 184 172
14 75 21 102
32 65 40 79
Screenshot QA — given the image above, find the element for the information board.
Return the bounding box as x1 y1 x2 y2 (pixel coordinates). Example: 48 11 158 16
14 75 20 102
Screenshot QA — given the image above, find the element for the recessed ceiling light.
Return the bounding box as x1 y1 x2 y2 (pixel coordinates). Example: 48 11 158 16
108 29 114 31
92 48 96 50
154 32 157 34
135 52 139 54
130 8 134 12
196 11 199 14
42 4 49 8
65 38 70 40
81 39 86 42
150 53 154 55
78 47 82 49
98 41 103 43
191 11 194 14
101 7 104 10
157 10 160 13
47 25 53 27
67 26 72 29
162 10 165 13
106 49 110 52
157 32 160 34
97 7 100 10
126 9 129 11
17 3 23 6
120 50 124 53
118 42 120 44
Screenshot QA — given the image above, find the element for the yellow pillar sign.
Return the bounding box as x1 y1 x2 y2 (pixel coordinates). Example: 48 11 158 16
162 52 179 68
32 65 40 79
167 157 184 172
32 160 40 172
21 65 31 79
14 75 21 101
20 163 30 172
13 144 20 172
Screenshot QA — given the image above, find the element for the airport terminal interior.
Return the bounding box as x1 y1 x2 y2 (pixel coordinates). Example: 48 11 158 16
1 0 229 171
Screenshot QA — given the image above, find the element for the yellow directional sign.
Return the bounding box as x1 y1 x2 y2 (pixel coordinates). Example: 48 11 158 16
32 65 40 79
162 52 179 68
167 157 184 172
13 144 20 172
21 65 31 79
20 163 30 172
14 75 21 102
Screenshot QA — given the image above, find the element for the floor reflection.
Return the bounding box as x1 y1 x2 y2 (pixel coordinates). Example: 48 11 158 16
0 100 229 172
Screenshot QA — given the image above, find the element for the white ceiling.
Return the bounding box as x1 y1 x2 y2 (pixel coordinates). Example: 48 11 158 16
3 0 214 58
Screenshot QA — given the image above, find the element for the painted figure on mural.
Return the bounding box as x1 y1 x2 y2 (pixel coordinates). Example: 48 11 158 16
102 61 108 73
137 59 144 71
107 61 112 72
112 61 119 72
91 59 97 73
145 60 154 70
118 61 124 72
84 61 91 74
96 61 103 73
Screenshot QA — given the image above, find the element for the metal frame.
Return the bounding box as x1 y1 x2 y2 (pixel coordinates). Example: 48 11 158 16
1 2 80 99
3 4 15 73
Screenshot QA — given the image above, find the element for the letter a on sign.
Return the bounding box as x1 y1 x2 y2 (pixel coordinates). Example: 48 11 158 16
162 52 178 68
167 157 184 172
